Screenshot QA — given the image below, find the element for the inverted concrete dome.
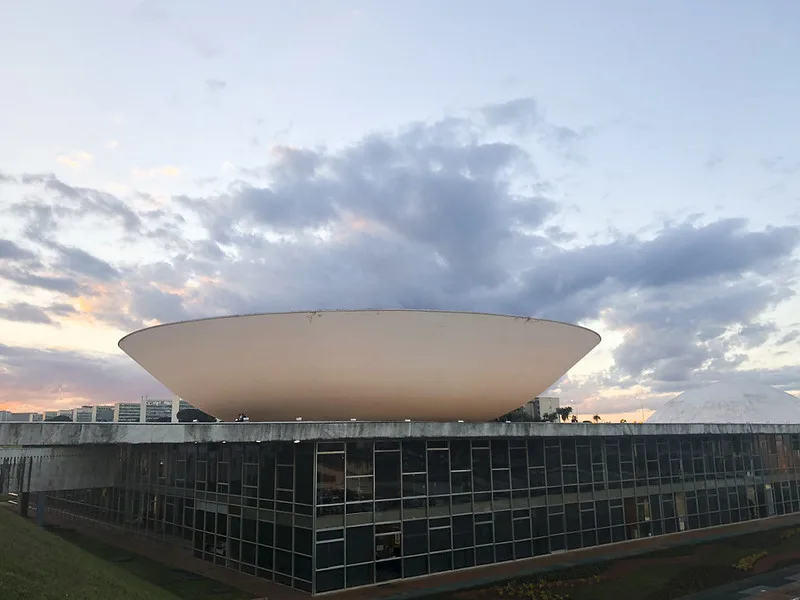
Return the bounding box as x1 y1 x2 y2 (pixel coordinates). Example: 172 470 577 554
119 310 600 422
647 380 800 424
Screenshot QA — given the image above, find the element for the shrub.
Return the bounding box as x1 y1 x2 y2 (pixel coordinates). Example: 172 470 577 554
646 565 741 600
779 527 800 541
734 551 767 572
496 580 571 599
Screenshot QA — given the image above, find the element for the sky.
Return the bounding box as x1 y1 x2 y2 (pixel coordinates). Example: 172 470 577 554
1 0 799 422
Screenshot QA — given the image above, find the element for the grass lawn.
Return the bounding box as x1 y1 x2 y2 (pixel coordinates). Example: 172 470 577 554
432 524 800 600
0 506 180 600
53 528 254 600
0 505 254 600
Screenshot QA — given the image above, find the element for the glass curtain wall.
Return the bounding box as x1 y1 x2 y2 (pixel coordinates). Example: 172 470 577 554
43 433 800 595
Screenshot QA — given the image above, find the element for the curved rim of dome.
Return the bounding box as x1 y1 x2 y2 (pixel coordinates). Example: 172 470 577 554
119 309 602 349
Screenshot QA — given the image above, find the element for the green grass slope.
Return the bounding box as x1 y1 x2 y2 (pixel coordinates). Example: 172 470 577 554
0 507 180 600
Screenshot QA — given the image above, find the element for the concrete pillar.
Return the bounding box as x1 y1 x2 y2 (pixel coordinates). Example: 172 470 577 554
19 492 29 518
36 492 46 526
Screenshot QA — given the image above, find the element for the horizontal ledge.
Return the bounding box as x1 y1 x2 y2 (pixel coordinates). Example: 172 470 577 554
3 421 800 446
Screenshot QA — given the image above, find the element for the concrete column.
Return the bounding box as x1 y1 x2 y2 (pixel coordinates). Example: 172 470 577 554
19 492 29 518
36 492 46 526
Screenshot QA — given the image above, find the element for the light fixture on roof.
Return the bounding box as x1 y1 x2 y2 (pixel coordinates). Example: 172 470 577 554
293 439 300 444
458 420 464 423
404 419 411 422
296 416 303 421
350 418 357 421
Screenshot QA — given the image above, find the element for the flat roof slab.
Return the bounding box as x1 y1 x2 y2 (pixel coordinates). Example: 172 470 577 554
3 421 800 447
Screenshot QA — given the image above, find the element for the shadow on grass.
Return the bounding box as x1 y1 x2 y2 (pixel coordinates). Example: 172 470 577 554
48 525 254 600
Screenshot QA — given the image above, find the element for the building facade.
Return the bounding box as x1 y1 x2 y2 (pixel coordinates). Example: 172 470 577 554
532 397 560 420
93 405 115 423
0 411 42 422
73 406 94 423
44 428 800 595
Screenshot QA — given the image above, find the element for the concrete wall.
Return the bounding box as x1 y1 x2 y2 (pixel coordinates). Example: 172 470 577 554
3 420 800 447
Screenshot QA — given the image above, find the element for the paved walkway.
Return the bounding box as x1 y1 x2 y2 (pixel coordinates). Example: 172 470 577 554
338 514 800 600
677 565 800 599
30 509 800 599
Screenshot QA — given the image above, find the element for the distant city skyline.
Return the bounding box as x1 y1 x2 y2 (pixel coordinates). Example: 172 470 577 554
2 1 799 422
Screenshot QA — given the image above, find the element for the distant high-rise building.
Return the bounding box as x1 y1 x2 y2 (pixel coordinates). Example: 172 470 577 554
0 410 41 422
143 398 174 422
32 398 195 424
529 396 560 420
93 405 115 422
114 402 142 423
72 406 94 423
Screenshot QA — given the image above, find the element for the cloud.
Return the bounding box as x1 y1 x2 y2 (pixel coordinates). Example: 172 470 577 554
0 303 56 325
0 343 169 408
52 243 120 282
777 330 800 346
56 151 93 170
205 79 227 92
1 96 799 414
105 140 119 150
0 302 76 326
0 239 35 261
133 165 181 178
0 269 83 296
189 35 222 59
760 156 800 175
15 173 142 234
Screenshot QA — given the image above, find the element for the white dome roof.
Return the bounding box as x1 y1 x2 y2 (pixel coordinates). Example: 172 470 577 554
647 381 800 424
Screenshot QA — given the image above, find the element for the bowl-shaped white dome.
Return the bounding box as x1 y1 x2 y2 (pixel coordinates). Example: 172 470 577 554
119 310 600 422
647 380 800 424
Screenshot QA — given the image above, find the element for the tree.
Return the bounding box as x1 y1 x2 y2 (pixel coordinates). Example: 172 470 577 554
570 415 578 423
541 412 559 423
176 408 216 423
493 407 538 423
593 414 601 423
556 406 573 423
45 415 72 422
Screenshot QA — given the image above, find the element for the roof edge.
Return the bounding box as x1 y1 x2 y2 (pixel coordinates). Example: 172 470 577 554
118 309 602 350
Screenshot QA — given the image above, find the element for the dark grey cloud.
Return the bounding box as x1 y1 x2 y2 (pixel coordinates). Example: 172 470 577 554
0 239 35 261
607 281 791 386
0 301 75 326
0 269 82 296
52 244 120 282
0 303 55 325
129 287 191 324
738 322 779 349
